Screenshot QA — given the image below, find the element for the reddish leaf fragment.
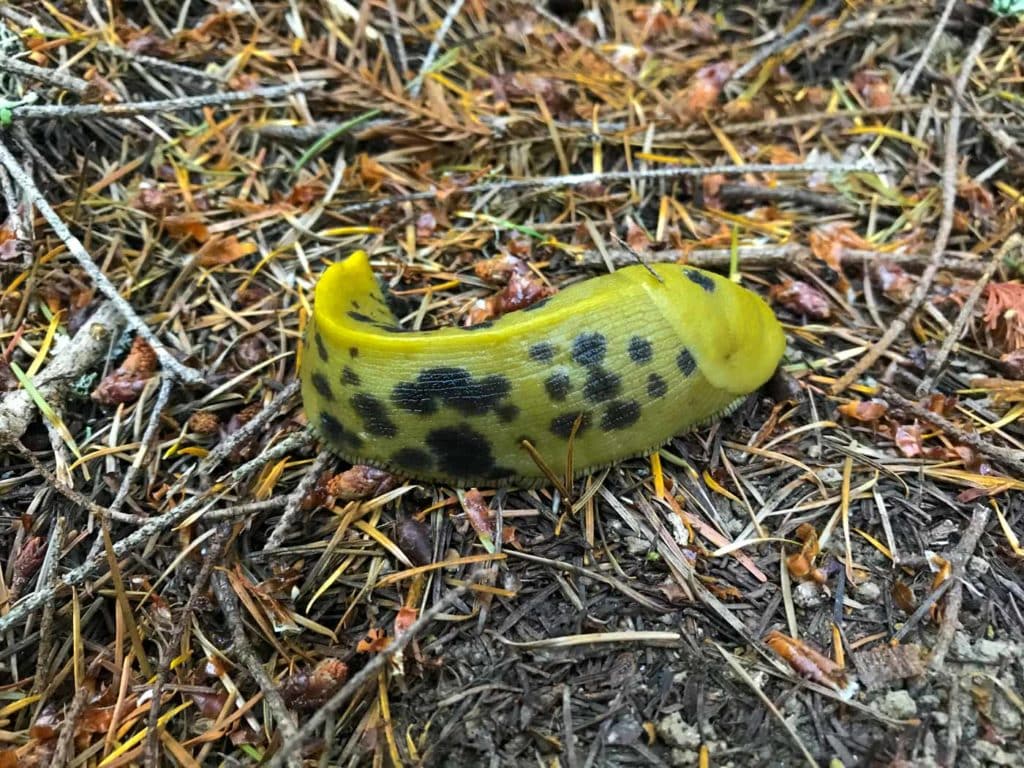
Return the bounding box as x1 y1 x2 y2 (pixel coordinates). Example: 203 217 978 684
281 658 349 711
473 254 528 282
894 423 924 458
164 213 210 242
394 606 418 638
851 70 892 109
196 235 257 267
11 536 46 600
91 337 157 405
770 279 831 319
132 183 174 216
463 488 495 542
624 217 651 252
985 282 1024 351
357 627 389 654
892 580 916 613
190 690 229 718
998 350 1024 380
675 61 733 123
287 180 326 208
873 261 914 302
326 465 400 501
765 630 857 699
837 399 888 423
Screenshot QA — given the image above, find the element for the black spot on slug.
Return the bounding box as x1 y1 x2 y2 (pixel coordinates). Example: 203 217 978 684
351 393 398 438
464 320 494 331
320 413 362 450
601 400 641 431
342 366 361 386
628 336 653 364
311 372 333 400
684 268 715 293
426 425 496 478
647 372 667 398
529 342 556 363
351 300 361 309
314 332 328 362
571 332 607 366
347 311 376 324
349 347 359 358
583 367 622 403
391 367 512 417
550 411 592 439
497 404 520 423
392 447 433 472
677 348 697 376
544 370 571 401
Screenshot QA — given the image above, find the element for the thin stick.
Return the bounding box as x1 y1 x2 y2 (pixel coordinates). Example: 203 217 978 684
0 57 89 94
407 0 466 98
895 0 959 96
929 505 990 669
832 27 991 395
880 388 1024 475
266 583 473 767
10 81 322 121
336 160 875 216
0 139 203 384
211 571 302 768
263 450 334 552
199 380 301 476
109 376 174 516
916 234 1019 395
144 523 233 767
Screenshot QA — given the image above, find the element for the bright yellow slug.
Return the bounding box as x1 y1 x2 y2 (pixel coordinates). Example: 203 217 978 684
301 251 785 487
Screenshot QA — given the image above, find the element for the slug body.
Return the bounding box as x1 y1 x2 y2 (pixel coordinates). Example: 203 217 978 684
302 251 785 487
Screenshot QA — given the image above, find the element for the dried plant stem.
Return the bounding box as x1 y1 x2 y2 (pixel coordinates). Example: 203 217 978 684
929 505 990 669
880 388 1024 475
144 523 233 767
263 450 334 552
11 81 322 121
408 0 466 98
916 234 1020 395
211 570 302 768
266 582 473 768
832 26 991 395
336 160 875 216
896 0 959 96
109 376 174 517
0 303 123 448
0 57 89 94
199 380 301 478
0 140 203 384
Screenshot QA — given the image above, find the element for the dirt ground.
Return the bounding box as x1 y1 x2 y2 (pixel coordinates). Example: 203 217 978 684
1 2 1024 766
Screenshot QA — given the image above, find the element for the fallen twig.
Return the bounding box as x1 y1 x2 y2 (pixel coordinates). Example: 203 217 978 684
832 26 992 395
266 582 474 768
929 505 990 669
336 160 878 216
0 139 204 384
10 81 322 121
916 234 1020 395
0 302 123 448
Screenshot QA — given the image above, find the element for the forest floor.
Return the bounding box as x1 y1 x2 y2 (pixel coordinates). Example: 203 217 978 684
1 1 1024 766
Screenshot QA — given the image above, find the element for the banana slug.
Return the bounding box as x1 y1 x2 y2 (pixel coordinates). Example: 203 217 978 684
301 251 785 487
